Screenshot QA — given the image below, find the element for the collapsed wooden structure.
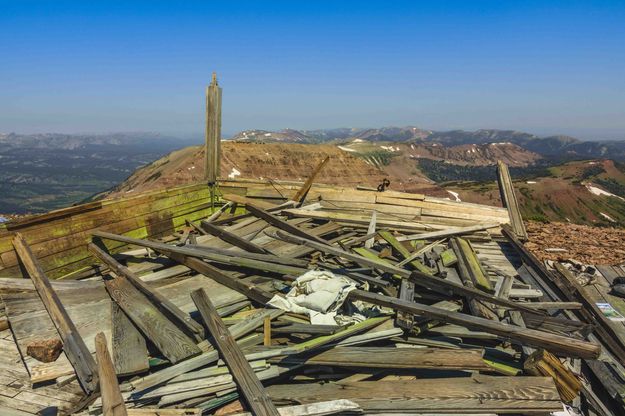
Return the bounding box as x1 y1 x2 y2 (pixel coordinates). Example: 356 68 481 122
0 168 624 416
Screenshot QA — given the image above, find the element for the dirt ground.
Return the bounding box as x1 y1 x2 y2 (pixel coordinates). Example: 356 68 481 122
525 220 625 265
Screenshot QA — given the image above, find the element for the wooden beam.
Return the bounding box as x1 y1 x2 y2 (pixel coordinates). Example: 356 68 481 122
205 72 222 184
191 288 280 416
396 222 500 242
92 231 307 276
272 347 492 371
12 232 98 394
104 275 201 364
200 220 270 254
271 230 543 315
245 203 328 245
453 237 492 292
165 252 274 304
89 243 205 342
292 156 330 204
396 278 416 330
266 377 562 413
364 211 376 249
95 332 128 416
205 201 234 223
497 161 528 240
378 230 433 275
348 289 601 359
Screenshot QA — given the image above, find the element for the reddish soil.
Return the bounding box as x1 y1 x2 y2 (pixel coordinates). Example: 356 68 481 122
525 221 625 265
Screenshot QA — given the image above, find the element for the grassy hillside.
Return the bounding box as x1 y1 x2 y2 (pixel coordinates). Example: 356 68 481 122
442 160 625 227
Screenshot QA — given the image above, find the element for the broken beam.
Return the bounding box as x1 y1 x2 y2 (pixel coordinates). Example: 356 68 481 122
191 288 280 416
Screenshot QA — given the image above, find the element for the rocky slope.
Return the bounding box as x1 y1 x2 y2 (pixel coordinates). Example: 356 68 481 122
103 142 442 199
525 221 625 265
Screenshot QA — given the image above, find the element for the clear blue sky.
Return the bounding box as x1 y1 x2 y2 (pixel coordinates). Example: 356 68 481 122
1 1 624 139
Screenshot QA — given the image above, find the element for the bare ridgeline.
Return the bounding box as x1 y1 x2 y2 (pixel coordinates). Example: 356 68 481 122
0 75 624 416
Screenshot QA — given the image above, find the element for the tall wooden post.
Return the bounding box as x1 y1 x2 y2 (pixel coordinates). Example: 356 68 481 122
205 72 222 209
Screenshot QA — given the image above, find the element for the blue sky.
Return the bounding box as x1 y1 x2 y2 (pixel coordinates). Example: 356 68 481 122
1 1 624 139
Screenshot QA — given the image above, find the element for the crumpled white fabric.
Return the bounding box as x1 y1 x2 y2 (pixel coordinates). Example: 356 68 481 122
267 270 358 325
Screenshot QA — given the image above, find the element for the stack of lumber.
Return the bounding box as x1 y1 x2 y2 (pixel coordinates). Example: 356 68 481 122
0 179 623 416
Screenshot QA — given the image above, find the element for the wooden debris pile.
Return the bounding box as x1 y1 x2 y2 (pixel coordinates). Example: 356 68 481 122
1 173 625 416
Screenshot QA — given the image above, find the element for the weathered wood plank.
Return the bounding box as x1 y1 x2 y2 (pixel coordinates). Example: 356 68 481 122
89 243 204 342
199 221 270 254
12 233 98 394
497 161 528 240
266 376 562 413
95 332 127 416
349 289 601 359
272 230 542 315
191 288 280 416
292 156 330 204
111 303 148 377
245 203 328 245
272 347 491 371
104 275 201 364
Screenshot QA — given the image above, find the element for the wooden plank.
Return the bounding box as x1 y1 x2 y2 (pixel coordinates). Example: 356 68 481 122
5 201 103 231
93 231 306 276
266 376 562 413
199 221 270 254
272 230 542 315
272 347 491 371
396 223 500 242
89 243 205 341
111 303 148 376
245 203 328 245
95 332 127 416
453 237 493 292
292 156 330 204
378 230 433 274
230 400 361 416
104 275 201 364
164 252 274 304
12 233 98 394
129 309 282 393
349 289 601 359
191 288 280 416
497 161 528 240
396 278 415 330
364 211 376 249
127 410 201 416
281 208 434 232
503 226 625 364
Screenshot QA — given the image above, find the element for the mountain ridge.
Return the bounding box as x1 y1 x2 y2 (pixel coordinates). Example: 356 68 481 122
228 126 625 161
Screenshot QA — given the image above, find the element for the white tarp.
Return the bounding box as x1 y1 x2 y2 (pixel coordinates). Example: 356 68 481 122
267 270 358 325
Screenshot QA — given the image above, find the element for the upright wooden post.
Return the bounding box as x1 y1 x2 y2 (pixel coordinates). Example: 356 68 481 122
205 72 222 209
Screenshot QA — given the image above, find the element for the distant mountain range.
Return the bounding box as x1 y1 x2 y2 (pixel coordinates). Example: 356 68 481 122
229 127 625 161
4 127 625 216
0 132 198 214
